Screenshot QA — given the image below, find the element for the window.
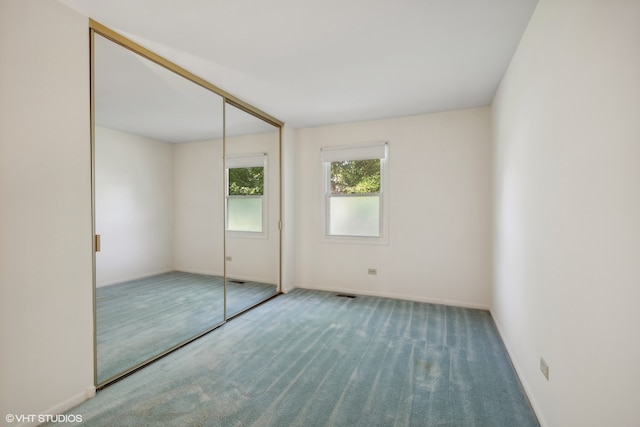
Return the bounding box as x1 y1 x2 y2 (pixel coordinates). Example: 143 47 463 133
321 142 388 241
226 154 267 234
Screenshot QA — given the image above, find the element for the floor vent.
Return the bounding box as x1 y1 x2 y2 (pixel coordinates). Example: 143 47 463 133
336 294 356 299
229 280 245 284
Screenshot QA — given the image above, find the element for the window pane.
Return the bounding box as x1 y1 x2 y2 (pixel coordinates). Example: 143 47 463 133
330 159 380 194
228 167 264 195
329 195 380 237
227 197 262 232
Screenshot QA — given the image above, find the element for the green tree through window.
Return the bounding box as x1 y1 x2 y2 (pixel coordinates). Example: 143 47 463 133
227 164 265 233
322 143 387 240
330 159 380 194
228 167 264 196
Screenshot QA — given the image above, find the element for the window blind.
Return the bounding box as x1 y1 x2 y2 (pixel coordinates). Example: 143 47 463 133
320 142 387 163
225 153 266 168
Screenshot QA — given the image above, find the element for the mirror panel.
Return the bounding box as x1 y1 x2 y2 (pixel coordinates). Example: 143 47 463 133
224 103 280 316
93 33 225 384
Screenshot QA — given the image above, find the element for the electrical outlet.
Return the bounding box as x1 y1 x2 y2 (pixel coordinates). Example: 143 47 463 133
368 268 377 275
226 256 232 261
540 357 549 381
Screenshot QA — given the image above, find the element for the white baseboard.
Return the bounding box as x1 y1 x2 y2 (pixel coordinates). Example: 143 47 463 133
441 297 490 311
173 268 224 277
490 312 548 427
175 268 275 286
296 284 490 310
98 268 277 288
16 387 95 427
96 269 173 287
226 274 277 286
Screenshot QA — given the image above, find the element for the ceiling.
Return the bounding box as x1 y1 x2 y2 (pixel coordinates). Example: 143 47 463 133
58 0 538 129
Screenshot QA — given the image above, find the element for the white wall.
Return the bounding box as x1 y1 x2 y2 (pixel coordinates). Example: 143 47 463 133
295 108 492 308
173 138 225 276
491 1 640 426
95 127 174 286
0 0 94 423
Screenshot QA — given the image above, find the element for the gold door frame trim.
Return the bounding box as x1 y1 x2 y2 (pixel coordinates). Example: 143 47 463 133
89 25 98 387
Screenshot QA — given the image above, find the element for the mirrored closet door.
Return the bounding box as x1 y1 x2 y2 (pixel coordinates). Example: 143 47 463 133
224 103 280 317
91 23 282 387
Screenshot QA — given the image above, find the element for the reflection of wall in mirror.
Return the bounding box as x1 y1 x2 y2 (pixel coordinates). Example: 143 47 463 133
96 126 224 286
95 126 174 286
173 138 224 276
95 125 278 287
223 132 280 285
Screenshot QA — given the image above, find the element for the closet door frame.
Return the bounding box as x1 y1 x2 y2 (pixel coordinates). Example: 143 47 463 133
90 20 283 388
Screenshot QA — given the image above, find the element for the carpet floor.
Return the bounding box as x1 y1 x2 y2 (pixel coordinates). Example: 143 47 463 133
63 289 538 426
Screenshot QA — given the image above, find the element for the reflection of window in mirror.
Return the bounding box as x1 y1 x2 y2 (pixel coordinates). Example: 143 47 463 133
226 154 267 234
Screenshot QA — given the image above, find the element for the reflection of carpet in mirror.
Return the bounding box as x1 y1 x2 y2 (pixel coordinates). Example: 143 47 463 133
96 271 276 383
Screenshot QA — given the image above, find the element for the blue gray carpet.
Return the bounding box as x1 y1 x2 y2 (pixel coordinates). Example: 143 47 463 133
66 289 538 426
97 271 277 383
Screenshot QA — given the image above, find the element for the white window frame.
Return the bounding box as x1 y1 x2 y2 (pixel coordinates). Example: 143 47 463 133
321 142 389 245
225 153 268 238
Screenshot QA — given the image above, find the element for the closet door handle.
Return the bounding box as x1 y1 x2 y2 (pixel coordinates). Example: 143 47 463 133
95 234 101 252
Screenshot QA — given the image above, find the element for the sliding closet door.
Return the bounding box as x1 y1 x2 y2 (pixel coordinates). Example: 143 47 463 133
224 102 281 316
92 32 225 385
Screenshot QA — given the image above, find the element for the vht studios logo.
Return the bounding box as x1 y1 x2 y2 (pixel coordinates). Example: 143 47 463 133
5 413 83 423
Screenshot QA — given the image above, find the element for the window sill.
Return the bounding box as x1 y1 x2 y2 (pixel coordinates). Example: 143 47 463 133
320 234 389 246
226 230 268 240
